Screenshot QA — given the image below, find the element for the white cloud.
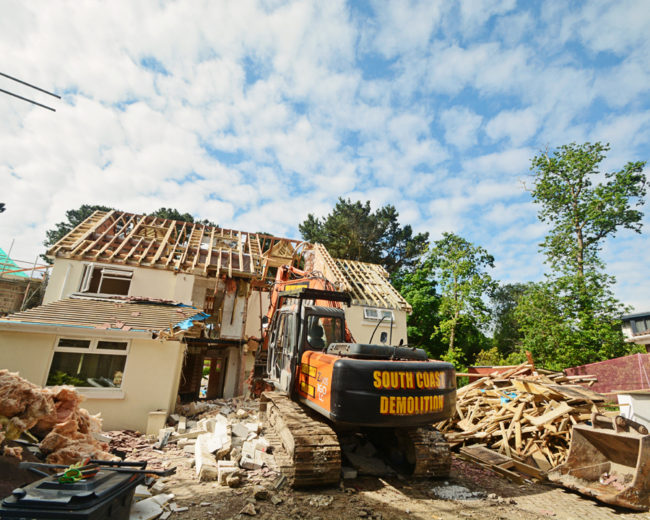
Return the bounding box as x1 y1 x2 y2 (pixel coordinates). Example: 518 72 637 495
486 107 539 146
0 0 649 310
440 106 482 149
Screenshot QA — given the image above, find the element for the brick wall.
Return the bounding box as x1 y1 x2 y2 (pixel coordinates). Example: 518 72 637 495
565 353 650 398
0 278 43 315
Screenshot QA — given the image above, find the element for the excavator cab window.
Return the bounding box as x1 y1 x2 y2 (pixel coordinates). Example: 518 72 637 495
305 315 344 351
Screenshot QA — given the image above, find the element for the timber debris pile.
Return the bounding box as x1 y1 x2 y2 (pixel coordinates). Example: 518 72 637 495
0 369 113 464
435 363 605 479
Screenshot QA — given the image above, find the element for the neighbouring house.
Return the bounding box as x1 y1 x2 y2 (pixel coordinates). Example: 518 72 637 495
0 247 47 315
622 311 650 353
0 210 412 431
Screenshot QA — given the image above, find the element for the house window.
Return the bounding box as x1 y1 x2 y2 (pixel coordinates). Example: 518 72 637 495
363 308 394 322
46 337 129 388
79 265 132 295
632 318 650 335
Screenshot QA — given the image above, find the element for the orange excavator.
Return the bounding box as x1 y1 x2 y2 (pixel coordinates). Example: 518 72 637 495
251 265 456 486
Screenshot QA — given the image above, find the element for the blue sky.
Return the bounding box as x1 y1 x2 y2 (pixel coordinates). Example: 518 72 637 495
1 0 649 310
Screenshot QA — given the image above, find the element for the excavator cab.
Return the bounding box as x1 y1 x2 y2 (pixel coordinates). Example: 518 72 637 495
266 291 347 395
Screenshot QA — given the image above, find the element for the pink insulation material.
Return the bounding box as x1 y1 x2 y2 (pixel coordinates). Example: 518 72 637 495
0 370 116 465
0 369 55 433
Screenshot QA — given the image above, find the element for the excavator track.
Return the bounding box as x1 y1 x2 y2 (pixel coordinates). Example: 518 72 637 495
260 391 341 487
396 426 451 478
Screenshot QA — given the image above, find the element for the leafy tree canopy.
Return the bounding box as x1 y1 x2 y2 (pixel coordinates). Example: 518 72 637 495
490 282 531 356
391 263 443 356
427 232 496 356
299 198 429 275
515 273 641 370
520 142 648 369
530 142 647 276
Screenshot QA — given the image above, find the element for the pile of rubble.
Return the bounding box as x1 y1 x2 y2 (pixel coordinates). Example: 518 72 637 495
140 397 280 488
435 363 605 478
0 370 114 464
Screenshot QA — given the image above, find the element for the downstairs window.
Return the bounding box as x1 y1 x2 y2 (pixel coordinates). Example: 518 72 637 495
46 337 128 388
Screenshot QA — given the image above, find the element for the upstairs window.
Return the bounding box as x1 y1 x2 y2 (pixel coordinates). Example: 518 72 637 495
363 308 394 322
80 265 132 295
631 318 650 335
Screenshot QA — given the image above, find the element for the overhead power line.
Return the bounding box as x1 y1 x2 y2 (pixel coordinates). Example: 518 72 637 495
0 71 60 111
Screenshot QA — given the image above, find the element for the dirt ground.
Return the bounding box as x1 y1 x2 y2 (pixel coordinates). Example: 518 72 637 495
133 446 650 520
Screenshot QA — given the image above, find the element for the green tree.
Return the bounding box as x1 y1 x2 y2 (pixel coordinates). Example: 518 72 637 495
391 263 444 356
519 142 648 368
299 198 429 275
149 207 217 227
490 282 530 356
530 142 646 276
515 274 635 370
428 232 496 355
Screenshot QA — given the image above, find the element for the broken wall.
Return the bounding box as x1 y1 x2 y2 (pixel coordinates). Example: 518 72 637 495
43 258 195 305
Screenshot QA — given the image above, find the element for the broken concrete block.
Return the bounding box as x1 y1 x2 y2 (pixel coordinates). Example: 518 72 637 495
183 444 195 455
232 422 250 438
220 406 232 416
177 438 196 448
151 493 175 507
195 434 218 481
177 416 187 434
342 467 358 479
134 484 152 498
218 460 238 485
150 480 166 494
236 409 249 419
129 496 163 520
254 437 270 453
240 439 264 470
146 411 168 436
245 422 261 434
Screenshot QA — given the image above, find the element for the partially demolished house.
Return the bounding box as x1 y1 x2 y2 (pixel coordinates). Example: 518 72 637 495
0 210 412 431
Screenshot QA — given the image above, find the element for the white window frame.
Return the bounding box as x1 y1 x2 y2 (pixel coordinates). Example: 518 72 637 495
363 307 394 322
47 336 130 398
79 263 133 296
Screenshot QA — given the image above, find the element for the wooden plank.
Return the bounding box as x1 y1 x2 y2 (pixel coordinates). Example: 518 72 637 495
528 402 573 426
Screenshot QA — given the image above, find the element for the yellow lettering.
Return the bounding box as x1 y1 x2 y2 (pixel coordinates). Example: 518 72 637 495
396 397 406 414
373 371 382 389
389 396 396 414
423 372 430 388
406 372 414 389
406 396 413 414
399 372 406 388
416 372 424 388
380 396 388 414
390 372 399 389
382 371 390 389
433 372 440 387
